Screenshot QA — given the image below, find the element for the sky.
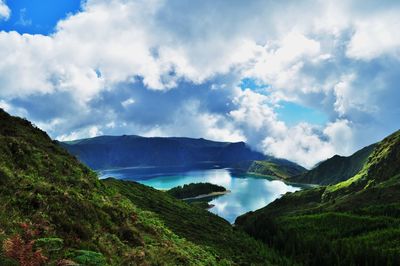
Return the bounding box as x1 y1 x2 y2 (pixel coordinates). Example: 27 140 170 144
0 0 400 168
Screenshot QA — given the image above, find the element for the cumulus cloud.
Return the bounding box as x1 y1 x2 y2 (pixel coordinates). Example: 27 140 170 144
0 0 10 20
0 0 400 167
346 11 400 60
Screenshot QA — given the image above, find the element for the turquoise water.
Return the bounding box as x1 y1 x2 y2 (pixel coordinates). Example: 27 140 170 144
100 168 301 223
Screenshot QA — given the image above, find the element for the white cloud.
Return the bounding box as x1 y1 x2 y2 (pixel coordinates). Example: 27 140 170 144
121 98 135 108
323 119 354 155
155 100 245 143
57 125 103 141
245 31 322 93
0 0 10 20
262 123 334 168
347 11 400 60
229 88 287 147
0 100 27 117
0 0 400 167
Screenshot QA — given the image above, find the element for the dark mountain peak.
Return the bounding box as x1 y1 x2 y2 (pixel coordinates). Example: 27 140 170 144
330 154 345 160
290 143 376 185
226 141 246 148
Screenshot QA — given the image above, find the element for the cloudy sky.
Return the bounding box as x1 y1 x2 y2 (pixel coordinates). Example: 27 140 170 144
1 0 399 168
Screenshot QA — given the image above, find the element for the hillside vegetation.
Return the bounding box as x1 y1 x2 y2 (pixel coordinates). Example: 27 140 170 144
289 144 375 185
247 160 306 180
103 179 291 265
236 130 400 265
167 182 226 199
0 109 291 265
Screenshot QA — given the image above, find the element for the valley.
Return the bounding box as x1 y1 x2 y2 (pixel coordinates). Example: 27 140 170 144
1 108 399 265
1 1 400 265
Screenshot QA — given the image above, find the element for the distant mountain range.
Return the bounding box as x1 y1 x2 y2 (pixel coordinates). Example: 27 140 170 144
60 135 305 177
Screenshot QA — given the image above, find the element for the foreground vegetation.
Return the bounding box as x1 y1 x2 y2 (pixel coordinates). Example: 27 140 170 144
3 107 399 265
103 179 292 265
0 108 292 265
237 130 400 265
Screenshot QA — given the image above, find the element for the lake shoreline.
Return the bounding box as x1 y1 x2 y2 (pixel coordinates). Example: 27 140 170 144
182 190 231 201
246 172 319 188
102 168 302 223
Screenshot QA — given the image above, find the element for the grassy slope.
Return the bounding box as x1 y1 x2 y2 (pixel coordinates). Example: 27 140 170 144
103 179 291 265
236 130 400 265
0 108 290 265
247 160 306 180
289 144 375 185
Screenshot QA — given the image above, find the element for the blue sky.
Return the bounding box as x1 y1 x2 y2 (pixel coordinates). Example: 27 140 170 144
0 0 81 34
276 102 327 126
239 78 327 126
0 0 399 167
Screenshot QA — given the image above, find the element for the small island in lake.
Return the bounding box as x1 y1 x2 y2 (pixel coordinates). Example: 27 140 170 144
167 182 229 200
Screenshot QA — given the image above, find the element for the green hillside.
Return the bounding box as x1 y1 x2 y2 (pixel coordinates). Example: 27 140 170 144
247 160 307 180
103 179 289 265
0 109 290 265
236 130 400 265
289 144 375 185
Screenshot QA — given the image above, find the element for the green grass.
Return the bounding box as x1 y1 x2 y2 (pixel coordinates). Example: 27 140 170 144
0 108 294 265
104 178 291 265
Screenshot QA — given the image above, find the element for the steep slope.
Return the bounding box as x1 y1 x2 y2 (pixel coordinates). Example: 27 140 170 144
236 129 400 265
103 179 290 265
60 135 266 170
247 159 307 180
0 109 290 265
289 144 375 185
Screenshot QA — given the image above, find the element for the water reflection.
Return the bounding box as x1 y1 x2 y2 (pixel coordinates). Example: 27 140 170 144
208 177 299 223
100 168 301 223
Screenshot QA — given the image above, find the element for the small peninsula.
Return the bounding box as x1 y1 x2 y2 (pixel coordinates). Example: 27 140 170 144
167 182 229 200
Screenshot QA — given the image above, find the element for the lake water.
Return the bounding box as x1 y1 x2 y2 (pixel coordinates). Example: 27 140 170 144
100 167 301 223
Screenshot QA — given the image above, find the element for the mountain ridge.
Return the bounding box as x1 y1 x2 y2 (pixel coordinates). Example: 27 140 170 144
288 143 376 185
236 129 400 265
59 135 265 170
60 134 306 179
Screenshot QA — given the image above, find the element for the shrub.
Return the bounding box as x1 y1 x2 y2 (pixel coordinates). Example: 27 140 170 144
2 223 48 266
72 250 107 266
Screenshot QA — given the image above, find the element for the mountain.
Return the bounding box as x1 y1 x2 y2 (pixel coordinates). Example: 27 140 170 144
60 135 306 179
60 135 267 170
247 159 307 180
289 144 376 185
0 108 291 265
236 129 400 265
